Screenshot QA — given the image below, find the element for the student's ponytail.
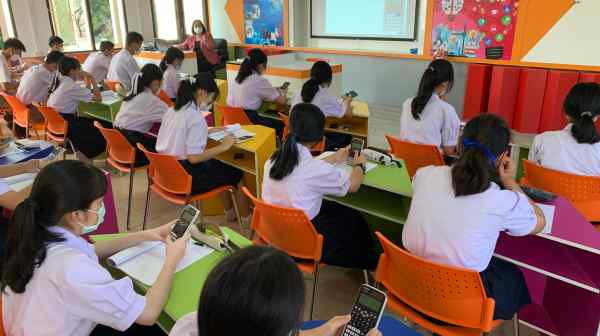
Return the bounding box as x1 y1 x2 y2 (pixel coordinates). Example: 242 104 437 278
49 56 81 94
174 73 219 111
301 61 333 103
159 57 168 72
411 59 454 120
451 114 510 197
124 63 163 102
269 103 325 180
236 48 267 84
564 82 600 144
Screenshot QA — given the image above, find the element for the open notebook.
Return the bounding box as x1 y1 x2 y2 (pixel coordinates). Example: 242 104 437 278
536 203 555 235
315 151 377 174
3 173 36 192
107 240 213 286
209 124 255 144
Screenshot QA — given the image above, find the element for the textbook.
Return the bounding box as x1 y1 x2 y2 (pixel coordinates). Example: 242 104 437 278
3 173 36 192
536 203 555 235
209 124 255 144
107 240 213 286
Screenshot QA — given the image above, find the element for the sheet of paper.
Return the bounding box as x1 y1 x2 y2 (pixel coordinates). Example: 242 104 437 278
3 173 36 192
209 123 255 143
100 90 122 105
536 203 555 235
113 240 213 286
316 151 377 174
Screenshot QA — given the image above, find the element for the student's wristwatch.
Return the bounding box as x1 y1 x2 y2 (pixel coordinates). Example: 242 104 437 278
354 163 366 174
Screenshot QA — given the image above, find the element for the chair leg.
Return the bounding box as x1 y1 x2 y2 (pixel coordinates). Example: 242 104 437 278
142 183 151 231
513 314 520 336
126 171 134 231
310 262 320 320
228 189 243 232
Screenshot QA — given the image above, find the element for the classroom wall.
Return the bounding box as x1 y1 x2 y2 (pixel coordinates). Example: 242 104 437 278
208 0 243 44
123 0 155 40
6 0 52 56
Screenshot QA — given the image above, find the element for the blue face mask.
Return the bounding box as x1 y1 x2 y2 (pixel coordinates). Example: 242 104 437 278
82 202 106 235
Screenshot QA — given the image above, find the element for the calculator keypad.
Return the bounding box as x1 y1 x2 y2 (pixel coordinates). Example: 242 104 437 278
342 304 377 336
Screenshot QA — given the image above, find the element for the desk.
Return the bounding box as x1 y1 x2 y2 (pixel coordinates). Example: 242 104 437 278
207 125 276 197
78 98 123 123
0 141 54 165
136 51 198 75
92 227 251 332
325 116 369 139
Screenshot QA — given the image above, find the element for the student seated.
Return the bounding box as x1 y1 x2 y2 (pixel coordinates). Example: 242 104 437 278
291 60 353 150
48 35 64 53
107 32 143 94
17 51 64 106
1 160 189 336
169 245 382 336
156 74 252 226
160 47 185 100
47 56 108 161
262 103 377 270
0 38 27 94
226 48 286 137
529 82 600 176
399 59 460 156
83 41 115 84
114 63 169 166
403 114 546 320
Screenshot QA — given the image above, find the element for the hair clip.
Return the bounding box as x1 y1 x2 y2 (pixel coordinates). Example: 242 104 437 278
582 111 593 117
462 139 497 164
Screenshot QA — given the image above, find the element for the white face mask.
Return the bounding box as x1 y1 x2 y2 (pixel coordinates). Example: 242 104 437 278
193 26 204 35
81 202 106 235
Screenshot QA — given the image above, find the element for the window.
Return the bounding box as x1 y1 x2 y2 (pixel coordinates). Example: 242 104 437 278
151 0 180 41
47 0 126 52
182 0 207 35
0 0 16 38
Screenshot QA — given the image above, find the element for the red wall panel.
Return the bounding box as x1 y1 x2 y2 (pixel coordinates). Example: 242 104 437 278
463 64 492 121
513 68 548 133
539 70 579 132
579 72 600 84
487 66 521 127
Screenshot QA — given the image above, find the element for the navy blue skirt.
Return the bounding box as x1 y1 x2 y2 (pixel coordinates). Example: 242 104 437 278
179 159 243 195
480 257 531 320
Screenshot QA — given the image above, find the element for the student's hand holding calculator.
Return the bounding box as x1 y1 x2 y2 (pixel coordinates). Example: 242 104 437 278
332 146 351 163
164 230 189 266
222 133 236 148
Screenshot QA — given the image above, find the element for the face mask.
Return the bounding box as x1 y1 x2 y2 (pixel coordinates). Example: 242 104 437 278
82 202 106 234
194 27 204 34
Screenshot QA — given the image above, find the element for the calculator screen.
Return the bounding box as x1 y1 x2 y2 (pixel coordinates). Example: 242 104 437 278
358 292 383 312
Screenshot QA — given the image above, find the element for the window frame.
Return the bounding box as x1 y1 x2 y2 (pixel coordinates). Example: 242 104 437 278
150 0 209 43
0 0 18 38
46 0 127 52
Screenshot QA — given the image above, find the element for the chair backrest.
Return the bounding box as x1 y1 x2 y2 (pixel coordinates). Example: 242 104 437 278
1 93 29 126
385 134 444 178
70 52 88 63
217 104 251 126
33 103 67 136
242 187 323 261
104 80 119 92
137 144 192 195
94 121 136 165
523 160 600 203
375 232 495 330
158 90 174 107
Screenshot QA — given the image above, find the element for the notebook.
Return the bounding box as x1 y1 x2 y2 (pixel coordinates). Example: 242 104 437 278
536 203 555 235
209 124 255 144
100 90 122 104
107 240 213 286
316 151 377 174
3 173 36 192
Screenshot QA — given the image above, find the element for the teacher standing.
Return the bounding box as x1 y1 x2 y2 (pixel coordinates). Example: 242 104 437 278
177 20 220 77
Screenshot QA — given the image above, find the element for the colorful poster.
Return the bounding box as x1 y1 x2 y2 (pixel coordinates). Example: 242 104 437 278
244 0 285 46
431 0 519 60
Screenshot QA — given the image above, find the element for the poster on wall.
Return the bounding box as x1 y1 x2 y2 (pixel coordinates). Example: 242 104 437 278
244 0 285 46
431 0 519 60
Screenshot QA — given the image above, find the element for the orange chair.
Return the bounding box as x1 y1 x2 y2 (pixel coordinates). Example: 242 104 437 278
95 122 147 230
158 90 174 107
34 104 72 158
242 187 323 320
385 134 444 178
523 160 600 222
0 92 41 138
279 112 325 154
104 80 120 92
137 144 242 230
375 232 512 336
216 104 252 126
70 52 88 64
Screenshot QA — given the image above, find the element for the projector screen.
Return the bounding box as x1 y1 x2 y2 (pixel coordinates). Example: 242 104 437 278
311 0 419 41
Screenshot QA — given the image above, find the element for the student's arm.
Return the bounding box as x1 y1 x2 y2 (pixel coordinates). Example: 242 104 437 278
0 82 17 94
186 134 235 164
348 152 366 193
81 70 101 101
274 88 287 105
342 96 353 119
94 222 174 259
299 315 381 336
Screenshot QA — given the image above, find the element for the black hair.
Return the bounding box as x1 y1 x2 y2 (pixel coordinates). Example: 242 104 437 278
124 63 163 102
269 103 325 180
564 82 600 144
44 51 64 65
49 56 81 93
1 160 107 294
48 36 64 48
175 73 220 110
301 61 333 103
451 114 511 197
126 32 144 46
191 19 206 35
4 38 26 52
196 246 305 336
235 48 267 84
411 59 454 120
99 41 115 52
160 47 185 72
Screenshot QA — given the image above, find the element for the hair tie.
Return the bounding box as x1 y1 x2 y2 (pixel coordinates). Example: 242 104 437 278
428 66 435 72
129 72 143 95
462 139 497 164
582 111 593 118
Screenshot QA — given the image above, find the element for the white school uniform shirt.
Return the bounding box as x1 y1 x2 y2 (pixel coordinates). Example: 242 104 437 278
227 73 280 111
529 124 600 176
156 102 208 160
290 85 346 118
82 51 112 83
0 53 12 83
169 312 198 336
47 76 94 115
2 226 146 336
114 89 169 133
262 144 351 220
162 64 181 99
400 93 461 148
107 49 139 92
402 166 537 272
16 65 55 105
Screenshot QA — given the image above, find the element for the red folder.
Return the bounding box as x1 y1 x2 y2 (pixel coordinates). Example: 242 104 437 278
487 66 521 127
463 64 492 121
514 68 548 133
539 71 579 132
